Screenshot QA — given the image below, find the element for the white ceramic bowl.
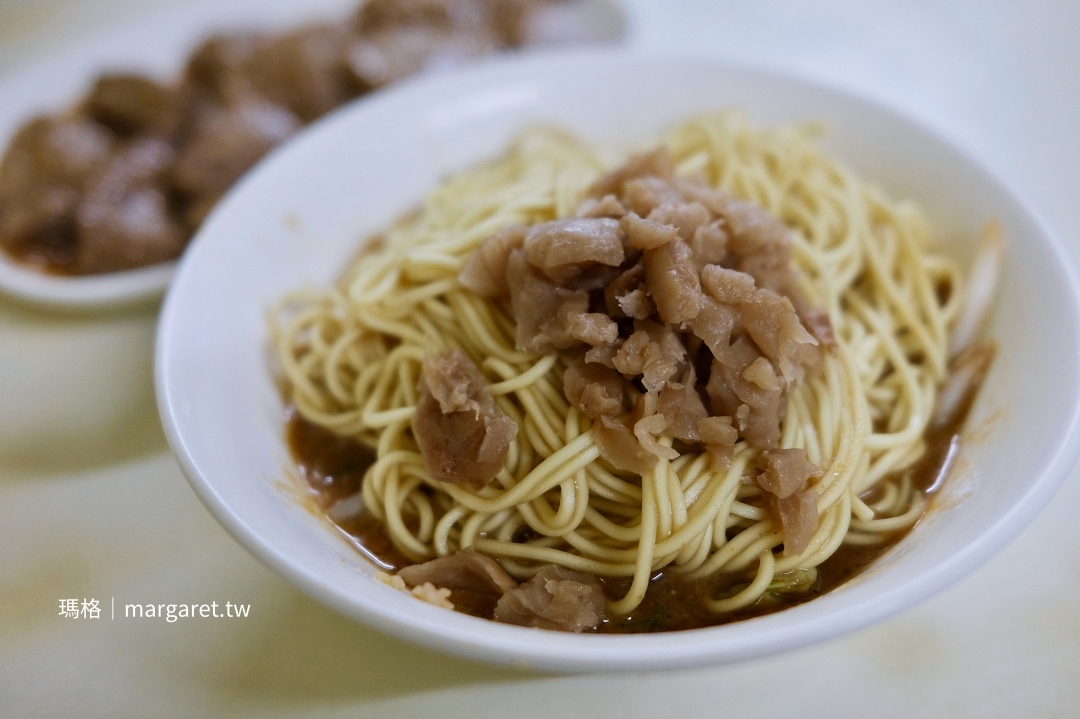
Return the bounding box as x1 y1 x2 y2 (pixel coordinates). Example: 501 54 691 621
155 50 1080 672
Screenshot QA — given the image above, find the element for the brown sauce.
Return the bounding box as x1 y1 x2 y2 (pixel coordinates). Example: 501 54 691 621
287 377 983 633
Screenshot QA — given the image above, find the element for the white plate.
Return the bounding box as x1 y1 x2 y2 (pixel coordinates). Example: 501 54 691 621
156 50 1080 672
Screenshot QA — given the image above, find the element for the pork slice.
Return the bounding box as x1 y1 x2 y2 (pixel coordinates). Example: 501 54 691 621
716 195 793 293
85 74 183 137
643 238 703 324
618 289 653 320
567 263 624 292
716 194 790 256
620 211 676 250
671 176 731 215
634 412 679 461
635 319 688 366
768 489 818 556
494 565 606 632
588 146 675 198
506 248 580 354
713 337 777 410
397 549 518 596
584 341 620 369
413 347 518 488
709 337 784 449
459 223 526 298
774 305 819 385
647 200 711 241
689 220 728 270
603 261 644 317
611 329 682 394
593 415 657 474
567 312 619 346
537 290 591 350
698 415 738 446
689 296 739 359
575 193 627 219
736 288 787 357
701 264 757 304
621 177 685 218
657 367 709 443
523 217 625 285
611 330 652 375
757 448 822 499
563 355 624 418
742 356 781 392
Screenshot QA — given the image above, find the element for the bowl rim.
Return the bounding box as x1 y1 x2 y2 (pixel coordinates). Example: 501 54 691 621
155 47 1080 672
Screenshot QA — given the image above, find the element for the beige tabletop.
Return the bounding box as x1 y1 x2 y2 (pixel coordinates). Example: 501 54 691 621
2 1 1079 716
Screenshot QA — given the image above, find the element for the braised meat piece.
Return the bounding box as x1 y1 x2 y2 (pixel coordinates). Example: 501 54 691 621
493 565 606 632
85 74 183 137
397 550 518 597
413 347 518 489
458 223 526 299
242 26 355 123
464 147 831 473
767 490 818 557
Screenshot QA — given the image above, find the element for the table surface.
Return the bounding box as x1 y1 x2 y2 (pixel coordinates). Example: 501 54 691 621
2 1 1079 716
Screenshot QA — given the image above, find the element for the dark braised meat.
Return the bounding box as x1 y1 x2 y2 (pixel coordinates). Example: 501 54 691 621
74 138 184 273
0 117 112 267
170 98 300 229
0 0 619 276
493 565 607 632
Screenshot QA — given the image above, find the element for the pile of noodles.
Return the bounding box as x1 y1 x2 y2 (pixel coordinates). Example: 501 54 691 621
274 113 964 615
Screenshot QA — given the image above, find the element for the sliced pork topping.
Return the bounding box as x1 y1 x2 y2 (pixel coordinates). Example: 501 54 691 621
587 147 674 198
563 355 624 418
622 176 685 217
522 217 624 284
397 550 518 597
462 146 831 472
620 212 677 250
593 415 658 474
698 415 738 446
688 220 728 270
458 223 526 298
575 193 626 219
413 347 518 489
657 368 709 443
689 297 739 358
768 489 818 557
757 448 823 499
493 565 607 632
647 200 711 241
643 238 703 324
